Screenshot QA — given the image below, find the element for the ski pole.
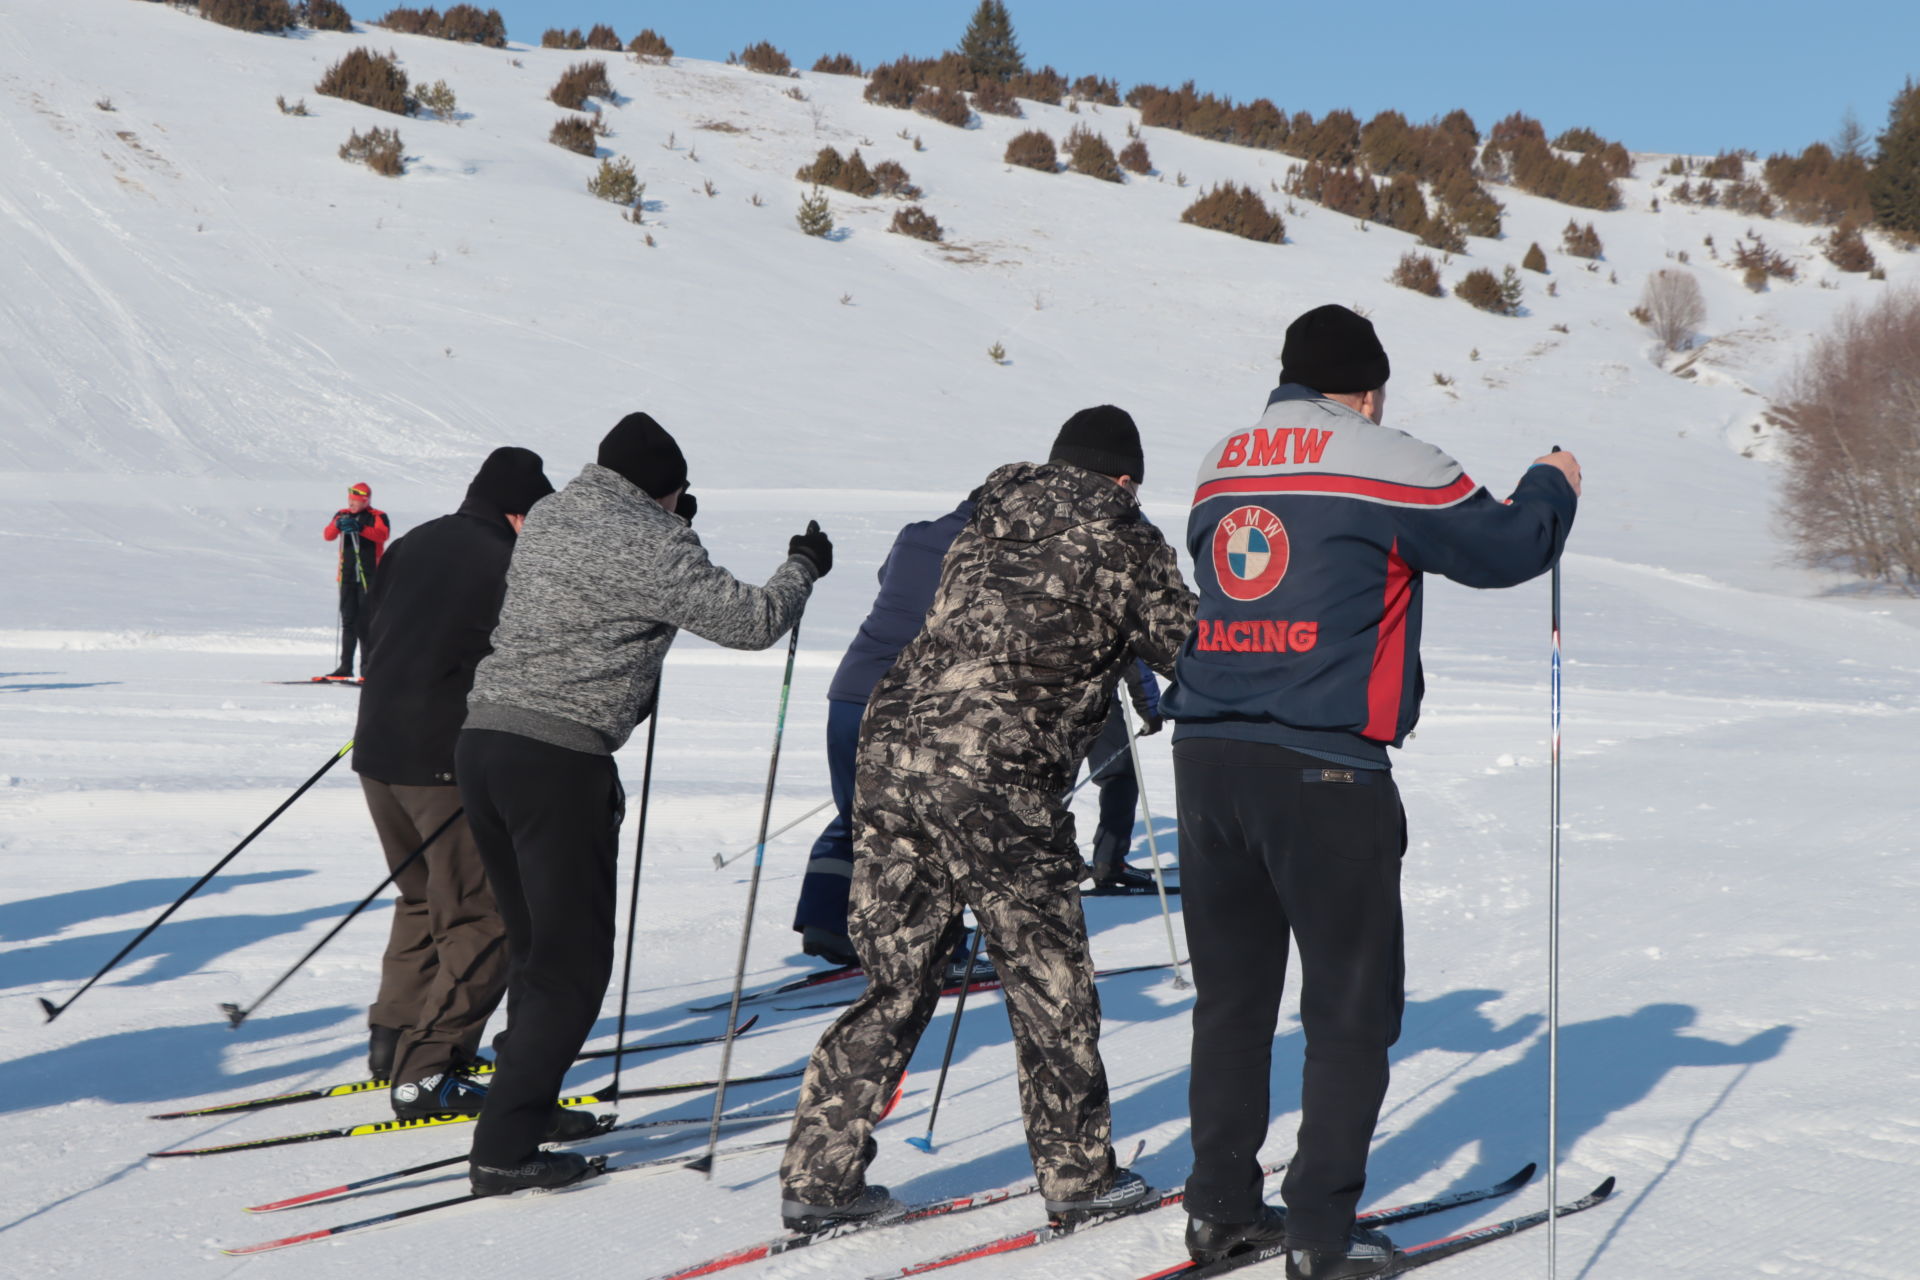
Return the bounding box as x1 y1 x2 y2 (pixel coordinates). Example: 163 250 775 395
609 692 663 1115
348 529 369 592
221 806 462 1028
1115 697 1188 990
39 740 354 1023
905 921 985 1154
711 797 834 870
1547 449 1565 1279
692 619 803 1177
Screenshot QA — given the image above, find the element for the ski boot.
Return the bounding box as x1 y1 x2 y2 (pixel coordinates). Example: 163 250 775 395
1287 1225 1399 1279
1045 1168 1153 1225
470 1150 602 1196
391 1063 488 1121
543 1105 606 1143
1187 1204 1288 1263
781 1184 906 1233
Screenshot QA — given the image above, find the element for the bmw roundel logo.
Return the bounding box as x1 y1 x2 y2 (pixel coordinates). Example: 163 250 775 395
1210 506 1290 601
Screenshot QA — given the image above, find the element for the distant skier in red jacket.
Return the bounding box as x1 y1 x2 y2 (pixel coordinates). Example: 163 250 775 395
322 481 391 678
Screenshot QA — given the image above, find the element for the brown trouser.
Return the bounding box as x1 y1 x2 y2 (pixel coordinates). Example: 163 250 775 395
362 777 509 1084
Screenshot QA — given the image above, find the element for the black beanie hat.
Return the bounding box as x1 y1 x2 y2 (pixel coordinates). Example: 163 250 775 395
466 446 554 516
1049 405 1145 483
597 412 688 499
1279 304 1391 394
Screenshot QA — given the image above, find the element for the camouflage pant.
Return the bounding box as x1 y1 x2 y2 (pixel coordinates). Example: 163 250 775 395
780 766 1116 1206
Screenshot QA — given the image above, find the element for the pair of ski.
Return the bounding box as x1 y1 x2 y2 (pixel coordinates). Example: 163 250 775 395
222 1080 907 1256
646 1160 1596 1280
150 1063 802 1158
147 1016 760 1122
773 959 1189 1014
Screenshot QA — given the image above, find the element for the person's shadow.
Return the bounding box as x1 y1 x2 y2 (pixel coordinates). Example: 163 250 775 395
0 870 311 944
1368 1003 1792 1200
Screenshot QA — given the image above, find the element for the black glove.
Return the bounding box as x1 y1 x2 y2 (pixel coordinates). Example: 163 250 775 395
334 513 357 532
788 520 833 578
676 491 697 527
1136 712 1165 737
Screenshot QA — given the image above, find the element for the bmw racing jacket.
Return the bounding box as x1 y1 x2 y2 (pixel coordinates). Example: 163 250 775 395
1163 384 1576 767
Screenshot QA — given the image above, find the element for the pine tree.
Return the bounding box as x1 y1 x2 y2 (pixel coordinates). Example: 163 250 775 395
1868 79 1920 237
796 186 834 237
958 1 1025 82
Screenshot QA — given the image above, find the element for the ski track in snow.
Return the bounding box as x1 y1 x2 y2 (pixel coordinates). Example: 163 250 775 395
3 2 1919 1277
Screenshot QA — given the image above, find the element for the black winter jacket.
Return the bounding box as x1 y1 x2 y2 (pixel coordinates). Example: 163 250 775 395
353 495 519 786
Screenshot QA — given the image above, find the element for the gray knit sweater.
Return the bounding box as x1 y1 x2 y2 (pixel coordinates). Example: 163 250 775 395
466 463 817 754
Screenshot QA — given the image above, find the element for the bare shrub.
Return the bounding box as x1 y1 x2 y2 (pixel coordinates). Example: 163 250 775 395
1765 142 1873 225
276 94 309 115
380 5 505 44
890 205 943 241
1072 74 1120 106
1009 65 1067 105
735 41 791 76
1552 125 1604 151
587 156 640 204
1181 184 1285 243
915 86 971 128
838 149 879 197
584 22 620 51
1392 252 1444 296
972 79 1021 117
1824 221 1878 273
302 0 352 31
1561 219 1604 259
1065 125 1122 182
199 0 296 32
796 146 844 187
1118 137 1151 175
1775 288 1920 587
339 125 404 175
1005 129 1056 172
812 52 862 76
628 28 672 61
1418 215 1467 255
549 60 613 110
317 47 411 115
540 28 584 49
1522 242 1548 273
1639 269 1705 351
871 159 920 198
550 115 595 156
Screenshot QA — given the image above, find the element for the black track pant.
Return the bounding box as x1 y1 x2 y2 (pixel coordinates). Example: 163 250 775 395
338 578 367 673
456 729 623 1167
1173 737 1406 1253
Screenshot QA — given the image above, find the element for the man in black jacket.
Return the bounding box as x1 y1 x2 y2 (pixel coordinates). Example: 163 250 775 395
352 448 553 1115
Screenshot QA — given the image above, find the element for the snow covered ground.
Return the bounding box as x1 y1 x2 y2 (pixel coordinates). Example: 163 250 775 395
2 2 1918 1276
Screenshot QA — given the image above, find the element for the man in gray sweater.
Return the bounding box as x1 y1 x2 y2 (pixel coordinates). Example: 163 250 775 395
454 412 833 1194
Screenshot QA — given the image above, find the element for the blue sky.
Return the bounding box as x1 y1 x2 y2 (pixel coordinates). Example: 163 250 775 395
476 1 1916 158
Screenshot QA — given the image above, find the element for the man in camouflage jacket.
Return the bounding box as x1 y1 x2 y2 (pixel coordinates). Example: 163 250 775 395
780 406 1197 1227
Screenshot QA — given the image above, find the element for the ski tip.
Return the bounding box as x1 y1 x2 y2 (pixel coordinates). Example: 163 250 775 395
1511 1162 1538 1186
683 1154 714 1175
1590 1176 1617 1199
904 1136 934 1154
218 1002 246 1029
736 1013 759 1035
710 853 727 869
38 997 60 1022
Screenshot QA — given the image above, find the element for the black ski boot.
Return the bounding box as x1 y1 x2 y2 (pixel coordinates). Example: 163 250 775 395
542 1106 605 1143
1287 1225 1399 1279
780 1185 905 1233
367 1024 400 1079
470 1150 601 1196
1187 1205 1288 1263
1045 1168 1153 1224
943 934 996 987
390 1065 487 1120
1092 862 1159 893
801 925 858 967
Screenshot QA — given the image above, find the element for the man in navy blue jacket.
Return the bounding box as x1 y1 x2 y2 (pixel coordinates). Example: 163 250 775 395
792 498 975 965
1165 305 1580 1278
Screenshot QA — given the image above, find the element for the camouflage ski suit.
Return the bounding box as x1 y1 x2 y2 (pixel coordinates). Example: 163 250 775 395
781 461 1197 1207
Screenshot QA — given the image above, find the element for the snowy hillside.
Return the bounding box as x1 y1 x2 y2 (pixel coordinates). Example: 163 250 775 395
2 2 1918 1278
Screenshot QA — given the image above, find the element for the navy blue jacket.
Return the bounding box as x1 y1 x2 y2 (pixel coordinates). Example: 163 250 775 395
826 499 975 705
1165 385 1576 765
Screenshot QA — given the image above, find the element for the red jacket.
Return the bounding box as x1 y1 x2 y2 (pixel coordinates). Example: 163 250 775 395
323 508 390 585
